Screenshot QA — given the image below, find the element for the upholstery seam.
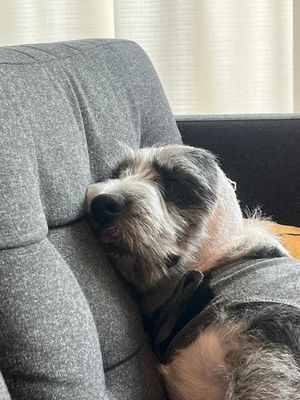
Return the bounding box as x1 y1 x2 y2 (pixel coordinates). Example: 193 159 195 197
57 63 95 182
48 216 87 230
0 40 136 66
104 342 143 373
106 43 142 142
0 235 47 252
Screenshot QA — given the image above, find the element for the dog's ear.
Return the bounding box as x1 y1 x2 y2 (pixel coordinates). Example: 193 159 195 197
181 147 219 210
185 147 218 172
154 146 219 211
108 141 136 178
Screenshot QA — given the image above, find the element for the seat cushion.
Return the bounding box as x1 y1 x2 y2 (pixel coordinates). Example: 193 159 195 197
48 220 145 372
0 238 106 399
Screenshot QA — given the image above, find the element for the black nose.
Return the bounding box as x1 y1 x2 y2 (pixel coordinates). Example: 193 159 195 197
91 193 126 224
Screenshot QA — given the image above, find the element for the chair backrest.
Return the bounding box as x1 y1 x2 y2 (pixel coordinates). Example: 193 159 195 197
0 38 180 245
0 39 181 400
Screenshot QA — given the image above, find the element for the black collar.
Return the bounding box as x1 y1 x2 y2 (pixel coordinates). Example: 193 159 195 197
141 269 214 363
140 245 287 363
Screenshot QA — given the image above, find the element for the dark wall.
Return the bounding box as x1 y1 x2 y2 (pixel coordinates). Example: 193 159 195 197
177 115 300 226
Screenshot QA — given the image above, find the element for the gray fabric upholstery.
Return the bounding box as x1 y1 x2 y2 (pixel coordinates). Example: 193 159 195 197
0 39 181 399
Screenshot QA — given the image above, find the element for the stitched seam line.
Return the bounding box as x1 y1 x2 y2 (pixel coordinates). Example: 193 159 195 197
104 343 143 373
0 40 136 66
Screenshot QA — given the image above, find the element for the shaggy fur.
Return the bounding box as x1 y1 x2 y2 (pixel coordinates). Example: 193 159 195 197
87 145 220 290
86 144 300 400
161 307 300 400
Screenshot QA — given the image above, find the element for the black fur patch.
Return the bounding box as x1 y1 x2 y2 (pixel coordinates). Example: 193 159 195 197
110 158 133 179
231 303 300 361
153 149 218 211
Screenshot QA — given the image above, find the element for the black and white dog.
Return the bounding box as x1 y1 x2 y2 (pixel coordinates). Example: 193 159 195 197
87 145 300 400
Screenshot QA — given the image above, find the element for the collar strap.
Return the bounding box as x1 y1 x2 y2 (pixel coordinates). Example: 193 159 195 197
141 269 214 363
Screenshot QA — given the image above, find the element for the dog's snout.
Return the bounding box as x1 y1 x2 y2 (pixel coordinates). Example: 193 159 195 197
91 193 126 224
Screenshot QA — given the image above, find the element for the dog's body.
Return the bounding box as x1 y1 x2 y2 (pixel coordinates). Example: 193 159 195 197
86 145 300 400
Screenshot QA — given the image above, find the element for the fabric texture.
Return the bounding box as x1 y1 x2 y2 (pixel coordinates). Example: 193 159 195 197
209 256 300 311
0 39 181 399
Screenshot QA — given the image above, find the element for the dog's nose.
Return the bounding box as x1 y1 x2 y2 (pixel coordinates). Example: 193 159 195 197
91 193 126 224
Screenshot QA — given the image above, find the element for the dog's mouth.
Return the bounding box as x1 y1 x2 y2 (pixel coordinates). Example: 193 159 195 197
98 225 119 244
98 224 181 269
100 231 118 244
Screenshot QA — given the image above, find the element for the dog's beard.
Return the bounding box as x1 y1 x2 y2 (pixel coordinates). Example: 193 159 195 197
93 169 244 291
101 197 196 291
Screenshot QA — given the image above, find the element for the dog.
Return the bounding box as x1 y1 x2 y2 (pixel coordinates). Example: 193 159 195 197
86 145 300 400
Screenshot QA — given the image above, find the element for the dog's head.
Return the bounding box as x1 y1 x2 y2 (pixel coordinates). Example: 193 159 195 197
86 145 241 291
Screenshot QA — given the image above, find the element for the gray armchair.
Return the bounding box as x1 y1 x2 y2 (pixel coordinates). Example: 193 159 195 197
0 39 181 400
